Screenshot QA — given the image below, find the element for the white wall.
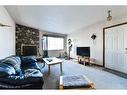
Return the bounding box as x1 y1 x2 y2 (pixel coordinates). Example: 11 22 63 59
0 6 15 59
68 13 127 66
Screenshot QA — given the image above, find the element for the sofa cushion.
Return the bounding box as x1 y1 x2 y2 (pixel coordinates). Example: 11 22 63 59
0 69 43 86
1 56 21 75
21 56 40 70
0 63 15 77
21 56 37 65
0 76 43 86
24 69 42 77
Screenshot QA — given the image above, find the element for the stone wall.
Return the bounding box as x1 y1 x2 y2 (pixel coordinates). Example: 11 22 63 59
16 24 39 56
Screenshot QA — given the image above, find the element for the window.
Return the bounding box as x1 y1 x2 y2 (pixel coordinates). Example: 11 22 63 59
43 36 64 50
48 37 64 50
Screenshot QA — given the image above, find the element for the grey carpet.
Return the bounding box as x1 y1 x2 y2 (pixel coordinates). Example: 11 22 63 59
38 60 127 89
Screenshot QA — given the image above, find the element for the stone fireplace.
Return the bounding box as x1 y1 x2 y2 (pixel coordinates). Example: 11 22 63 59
16 24 39 56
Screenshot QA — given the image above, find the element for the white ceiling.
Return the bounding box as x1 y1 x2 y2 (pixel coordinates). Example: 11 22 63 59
5 6 127 34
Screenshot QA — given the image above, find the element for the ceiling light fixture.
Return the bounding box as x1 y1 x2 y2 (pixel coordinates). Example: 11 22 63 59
107 10 112 21
0 23 11 27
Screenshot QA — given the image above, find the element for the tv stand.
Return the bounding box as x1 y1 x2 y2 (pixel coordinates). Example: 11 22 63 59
78 56 94 65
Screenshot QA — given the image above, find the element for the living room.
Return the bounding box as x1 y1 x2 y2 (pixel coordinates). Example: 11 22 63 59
0 4 127 91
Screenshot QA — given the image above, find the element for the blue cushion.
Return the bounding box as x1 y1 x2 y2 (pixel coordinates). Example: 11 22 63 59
24 69 42 78
21 56 37 65
21 56 40 70
1 56 21 74
0 63 15 77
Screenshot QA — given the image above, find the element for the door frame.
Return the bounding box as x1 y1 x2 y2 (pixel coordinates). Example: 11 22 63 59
103 22 127 67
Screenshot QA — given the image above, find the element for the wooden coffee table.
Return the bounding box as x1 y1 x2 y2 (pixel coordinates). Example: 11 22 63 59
43 57 63 75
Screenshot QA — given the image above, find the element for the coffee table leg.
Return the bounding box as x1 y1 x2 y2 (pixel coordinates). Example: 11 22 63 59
59 76 63 89
48 64 50 75
60 63 62 75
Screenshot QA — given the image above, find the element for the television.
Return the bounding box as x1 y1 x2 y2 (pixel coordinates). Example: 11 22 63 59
76 47 90 57
22 45 37 56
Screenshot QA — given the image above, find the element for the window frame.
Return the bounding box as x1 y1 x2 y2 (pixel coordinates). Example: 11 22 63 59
43 35 65 51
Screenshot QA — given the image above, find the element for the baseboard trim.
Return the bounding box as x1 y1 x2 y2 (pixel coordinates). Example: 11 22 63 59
91 64 103 67
103 68 127 79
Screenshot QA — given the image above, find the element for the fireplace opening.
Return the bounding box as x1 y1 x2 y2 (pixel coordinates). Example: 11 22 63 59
21 45 37 56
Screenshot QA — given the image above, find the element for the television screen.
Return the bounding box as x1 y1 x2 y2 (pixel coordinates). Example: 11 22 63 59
77 47 90 57
22 45 37 56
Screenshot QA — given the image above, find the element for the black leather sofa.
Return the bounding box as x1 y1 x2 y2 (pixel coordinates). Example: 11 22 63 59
0 55 44 89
